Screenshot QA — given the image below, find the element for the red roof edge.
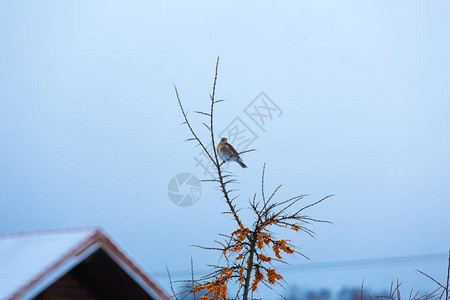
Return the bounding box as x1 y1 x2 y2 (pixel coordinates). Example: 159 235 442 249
8 229 99 300
94 229 171 300
7 228 171 300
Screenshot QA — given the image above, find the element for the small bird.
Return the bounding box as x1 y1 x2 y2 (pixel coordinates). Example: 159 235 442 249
217 137 247 168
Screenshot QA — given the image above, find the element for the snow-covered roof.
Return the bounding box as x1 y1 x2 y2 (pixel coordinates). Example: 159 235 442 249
0 228 170 300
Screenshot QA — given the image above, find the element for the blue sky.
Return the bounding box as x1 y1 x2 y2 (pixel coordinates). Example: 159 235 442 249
1 1 449 298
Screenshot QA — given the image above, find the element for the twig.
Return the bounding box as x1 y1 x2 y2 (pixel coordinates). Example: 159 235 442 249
166 265 179 300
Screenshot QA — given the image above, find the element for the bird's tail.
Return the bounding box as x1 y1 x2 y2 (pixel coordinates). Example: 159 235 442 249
237 158 247 168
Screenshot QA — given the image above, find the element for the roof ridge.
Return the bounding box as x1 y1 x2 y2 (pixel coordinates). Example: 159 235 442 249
0 227 170 299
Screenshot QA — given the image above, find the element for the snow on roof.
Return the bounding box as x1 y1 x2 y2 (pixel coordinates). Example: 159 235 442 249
0 228 170 300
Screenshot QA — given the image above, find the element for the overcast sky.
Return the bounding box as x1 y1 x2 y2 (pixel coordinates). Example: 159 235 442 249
1 1 449 298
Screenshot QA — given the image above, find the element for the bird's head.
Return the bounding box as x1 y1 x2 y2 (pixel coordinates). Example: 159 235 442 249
220 137 227 143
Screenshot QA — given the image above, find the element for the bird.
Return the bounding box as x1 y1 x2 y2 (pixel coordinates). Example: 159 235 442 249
217 137 247 168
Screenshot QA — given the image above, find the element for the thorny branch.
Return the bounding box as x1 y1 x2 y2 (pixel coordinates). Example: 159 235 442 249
173 57 332 300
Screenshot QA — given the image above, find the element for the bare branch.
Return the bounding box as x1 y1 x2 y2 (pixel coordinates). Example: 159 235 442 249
166 265 179 300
